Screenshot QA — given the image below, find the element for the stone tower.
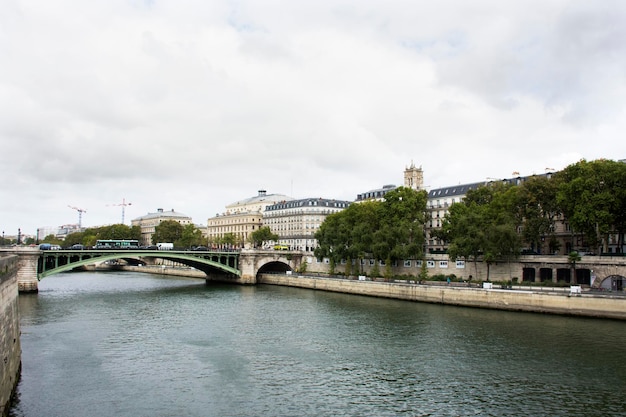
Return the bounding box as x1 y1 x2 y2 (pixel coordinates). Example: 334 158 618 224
404 161 423 190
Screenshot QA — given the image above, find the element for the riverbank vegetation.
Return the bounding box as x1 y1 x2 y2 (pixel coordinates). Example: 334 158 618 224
315 159 626 280
61 224 141 247
314 186 428 279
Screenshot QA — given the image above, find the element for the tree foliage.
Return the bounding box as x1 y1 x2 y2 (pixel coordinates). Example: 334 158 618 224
151 220 184 245
435 158 626 261
177 224 205 249
437 183 522 278
249 226 279 248
314 187 428 275
556 159 626 252
64 224 140 247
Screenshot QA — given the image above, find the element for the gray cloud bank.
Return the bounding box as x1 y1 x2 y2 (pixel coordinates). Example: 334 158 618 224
1 0 625 234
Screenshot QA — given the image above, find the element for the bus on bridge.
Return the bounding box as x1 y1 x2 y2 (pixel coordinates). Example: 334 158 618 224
94 239 140 249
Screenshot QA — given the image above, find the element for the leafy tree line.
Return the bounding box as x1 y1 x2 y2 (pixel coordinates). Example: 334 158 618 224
60 221 279 250
313 187 428 279
157 223 279 250
313 159 625 280
433 159 626 274
61 224 142 247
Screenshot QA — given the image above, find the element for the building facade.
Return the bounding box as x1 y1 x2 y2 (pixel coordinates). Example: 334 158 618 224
131 208 193 245
420 172 604 255
425 181 484 252
206 190 293 248
264 198 351 252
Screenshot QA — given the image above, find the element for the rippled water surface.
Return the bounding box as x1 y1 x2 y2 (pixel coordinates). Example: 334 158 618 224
10 271 626 416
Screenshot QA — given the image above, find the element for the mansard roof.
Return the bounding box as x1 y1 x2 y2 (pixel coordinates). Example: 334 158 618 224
226 189 293 208
132 208 191 221
266 197 352 211
428 182 484 199
428 173 554 199
355 184 397 201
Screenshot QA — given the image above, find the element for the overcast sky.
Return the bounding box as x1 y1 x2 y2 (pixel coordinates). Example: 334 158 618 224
2 0 625 236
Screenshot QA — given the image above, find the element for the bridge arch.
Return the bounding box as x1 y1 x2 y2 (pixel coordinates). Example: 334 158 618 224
597 275 626 291
257 261 292 274
38 251 241 279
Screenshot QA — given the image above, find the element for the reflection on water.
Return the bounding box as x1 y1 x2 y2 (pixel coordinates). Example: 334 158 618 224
10 271 626 417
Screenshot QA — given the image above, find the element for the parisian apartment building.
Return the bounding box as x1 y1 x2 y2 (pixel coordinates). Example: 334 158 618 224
263 198 352 251
206 190 293 247
131 208 193 246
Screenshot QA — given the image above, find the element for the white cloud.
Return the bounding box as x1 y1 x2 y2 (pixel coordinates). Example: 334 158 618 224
1 0 625 236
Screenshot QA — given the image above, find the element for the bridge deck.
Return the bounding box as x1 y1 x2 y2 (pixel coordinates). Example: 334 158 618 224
37 249 241 279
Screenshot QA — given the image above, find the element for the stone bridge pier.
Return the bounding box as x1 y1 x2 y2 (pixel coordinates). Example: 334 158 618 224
236 250 302 284
7 248 39 293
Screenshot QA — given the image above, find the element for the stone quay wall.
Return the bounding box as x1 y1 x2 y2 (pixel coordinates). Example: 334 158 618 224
259 273 626 320
0 255 21 417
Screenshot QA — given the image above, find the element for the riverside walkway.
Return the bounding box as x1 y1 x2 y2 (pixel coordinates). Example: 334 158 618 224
258 272 626 320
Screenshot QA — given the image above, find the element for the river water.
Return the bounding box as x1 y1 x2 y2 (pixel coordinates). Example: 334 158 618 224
9 271 626 417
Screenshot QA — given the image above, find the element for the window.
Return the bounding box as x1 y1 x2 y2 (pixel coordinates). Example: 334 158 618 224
404 260 411 267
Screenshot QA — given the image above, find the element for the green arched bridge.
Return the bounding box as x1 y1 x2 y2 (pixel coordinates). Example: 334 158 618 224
6 247 303 292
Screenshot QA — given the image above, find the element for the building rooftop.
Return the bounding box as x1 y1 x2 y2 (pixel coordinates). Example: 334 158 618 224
428 172 554 199
355 184 397 201
132 208 191 221
226 189 294 209
266 197 352 211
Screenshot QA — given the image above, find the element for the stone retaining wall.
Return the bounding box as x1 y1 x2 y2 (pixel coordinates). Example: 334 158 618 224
0 256 21 416
259 273 626 320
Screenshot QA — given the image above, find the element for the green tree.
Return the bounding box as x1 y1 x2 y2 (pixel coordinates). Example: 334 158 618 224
220 233 238 248
41 234 64 246
315 189 428 278
374 187 428 273
438 184 521 280
63 232 85 247
176 224 205 249
568 251 581 284
516 176 560 253
438 201 486 277
98 224 139 240
152 220 183 245
64 225 139 247
315 201 381 275
557 159 626 253
249 226 279 249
